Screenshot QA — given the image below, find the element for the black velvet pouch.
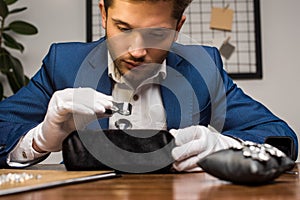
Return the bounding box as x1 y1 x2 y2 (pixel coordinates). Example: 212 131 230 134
197 141 295 185
62 130 175 173
264 136 296 160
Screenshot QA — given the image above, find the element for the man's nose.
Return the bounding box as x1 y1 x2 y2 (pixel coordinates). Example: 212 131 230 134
128 32 147 58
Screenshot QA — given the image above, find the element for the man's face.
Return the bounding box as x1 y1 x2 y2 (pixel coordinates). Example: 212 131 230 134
99 0 185 86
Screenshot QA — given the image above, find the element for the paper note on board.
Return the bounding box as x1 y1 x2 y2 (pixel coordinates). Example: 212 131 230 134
220 41 235 59
210 6 234 31
219 36 235 60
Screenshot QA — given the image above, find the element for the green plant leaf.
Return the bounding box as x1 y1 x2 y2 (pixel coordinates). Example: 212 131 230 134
6 73 23 93
1 0 35 96
0 82 3 100
0 0 9 19
2 27 10 31
2 32 24 52
0 47 11 72
6 55 25 93
3 0 18 5
9 7 27 15
24 75 30 85
9 20 38 35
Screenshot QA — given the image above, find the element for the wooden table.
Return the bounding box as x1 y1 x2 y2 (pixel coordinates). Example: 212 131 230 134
1 164 299 200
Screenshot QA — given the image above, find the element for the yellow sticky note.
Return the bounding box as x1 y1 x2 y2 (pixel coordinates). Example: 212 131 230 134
210 7 234 31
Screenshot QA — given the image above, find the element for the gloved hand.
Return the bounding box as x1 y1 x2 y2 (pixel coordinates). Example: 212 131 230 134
31 88 113 152
170 125 242 172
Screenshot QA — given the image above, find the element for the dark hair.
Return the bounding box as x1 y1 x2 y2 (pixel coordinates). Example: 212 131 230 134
103 0 193 20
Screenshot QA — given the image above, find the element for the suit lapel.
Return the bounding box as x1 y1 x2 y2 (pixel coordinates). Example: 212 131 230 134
161 49 193 130
74 39 111 129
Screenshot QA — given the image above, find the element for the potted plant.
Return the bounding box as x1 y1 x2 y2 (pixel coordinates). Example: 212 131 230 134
0 0 38 100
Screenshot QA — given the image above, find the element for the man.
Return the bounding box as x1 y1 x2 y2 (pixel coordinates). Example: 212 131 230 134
0 0 297 172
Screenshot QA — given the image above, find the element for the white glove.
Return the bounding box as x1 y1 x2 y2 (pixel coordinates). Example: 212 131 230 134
170 125 242 172
31 88 113 152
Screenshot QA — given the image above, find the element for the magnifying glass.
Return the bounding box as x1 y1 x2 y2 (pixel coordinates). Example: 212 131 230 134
105 102 132 116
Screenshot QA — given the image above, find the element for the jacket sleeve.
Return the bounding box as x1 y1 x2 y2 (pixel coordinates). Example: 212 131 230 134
0 39 103 167
209 47 298 158
0 44 57 167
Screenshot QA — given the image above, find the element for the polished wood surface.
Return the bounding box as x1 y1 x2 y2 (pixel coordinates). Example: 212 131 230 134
1 164 299 200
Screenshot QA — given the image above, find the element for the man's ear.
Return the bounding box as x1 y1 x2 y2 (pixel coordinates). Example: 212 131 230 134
176 15 186 32
174 15 186 41
99 0 107 29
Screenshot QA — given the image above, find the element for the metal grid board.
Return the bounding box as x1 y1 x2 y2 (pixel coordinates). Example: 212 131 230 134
86 0 262 79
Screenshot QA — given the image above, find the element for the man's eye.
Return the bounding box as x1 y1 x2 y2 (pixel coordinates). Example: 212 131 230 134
150 32 165 37
148 31 169 40
118 27 131 33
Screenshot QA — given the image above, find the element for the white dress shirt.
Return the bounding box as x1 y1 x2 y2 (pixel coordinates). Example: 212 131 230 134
107 55 167 130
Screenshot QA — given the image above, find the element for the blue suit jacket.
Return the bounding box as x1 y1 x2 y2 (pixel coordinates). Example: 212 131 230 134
0 38 297 167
